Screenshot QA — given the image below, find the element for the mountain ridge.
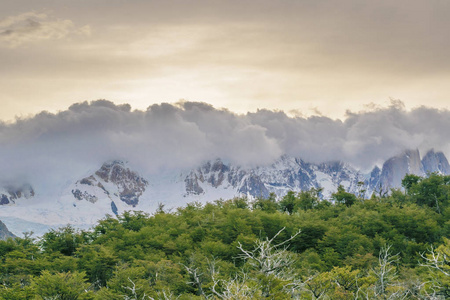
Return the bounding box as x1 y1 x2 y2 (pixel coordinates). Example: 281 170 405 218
0 149 449 236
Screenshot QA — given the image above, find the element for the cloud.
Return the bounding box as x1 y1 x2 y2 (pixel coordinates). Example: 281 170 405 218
247 100 450 169
0 100 449 194
0 11 90 47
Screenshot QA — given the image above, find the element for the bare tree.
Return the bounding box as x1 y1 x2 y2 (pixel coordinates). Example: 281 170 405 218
183 227 304 299
183 263 207 299
359 244 411 300
420 245 450 277
122 278 152 300
237 227 301 280
374 245 399 296
122 278 178 300
236 227 303 298
420 240 450 299
209 262 260 300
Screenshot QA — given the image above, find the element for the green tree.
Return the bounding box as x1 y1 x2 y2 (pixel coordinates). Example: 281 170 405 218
32 271 93 300
252 193 279 213
408 173 450 214
401 173 421 192
332 185 357 207
279 191 297 214
76 245 117 288
297 188 321 211
40 225 86 256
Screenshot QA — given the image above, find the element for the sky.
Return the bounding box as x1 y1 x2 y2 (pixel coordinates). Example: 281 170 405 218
1 1 450 190
1 0 450 121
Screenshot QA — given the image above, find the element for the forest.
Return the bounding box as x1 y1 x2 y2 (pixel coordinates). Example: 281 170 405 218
0 173 449 299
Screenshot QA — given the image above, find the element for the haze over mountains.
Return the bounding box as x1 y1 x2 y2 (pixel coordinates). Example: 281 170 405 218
1 100 450 236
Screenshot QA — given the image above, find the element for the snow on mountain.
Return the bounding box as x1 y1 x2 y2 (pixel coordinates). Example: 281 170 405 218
183 156 363 199
0 149 449 237
254 157 362 198
71 160 148 208
184 159 269 198
0 184 35 205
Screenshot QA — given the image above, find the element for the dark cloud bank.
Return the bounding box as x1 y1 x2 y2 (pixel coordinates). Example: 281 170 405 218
0 100 449 189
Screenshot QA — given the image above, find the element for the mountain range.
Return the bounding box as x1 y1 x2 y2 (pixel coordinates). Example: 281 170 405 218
0 149 449 237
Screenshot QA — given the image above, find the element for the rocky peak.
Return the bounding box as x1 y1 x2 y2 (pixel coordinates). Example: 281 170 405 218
318 161 345 173
184 150 450 200
255 156 316 194
378 149 424 192
365 166 381 194
318 161 354 182
184 159 269 198
406 149 424 174
185 159 235 194
435 152 450 174
72 160 148 207
185 156 363 199
375 149 450 195
185 172 205 195
0 184 35 206
422 149 450 174
237 173 270 199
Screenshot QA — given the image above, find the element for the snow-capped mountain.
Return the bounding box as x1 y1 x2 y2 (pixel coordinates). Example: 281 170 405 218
1 184 34 205
0 149 449 237
184 156 362 199
184 159 270 198
367 149 450 195
71 160 148 209
183 149 449 200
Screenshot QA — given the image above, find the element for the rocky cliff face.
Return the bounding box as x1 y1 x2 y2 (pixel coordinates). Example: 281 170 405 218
421 149 450 174
0 184 34 205
366 166 381 196
374 149 450 194
2 150 449 211
183 149 450 199
184 156 362 199
0 220 15 240
377 149 424 193
254 156 318 195
1 149 449 237
184 159 269 198
71 160 148 207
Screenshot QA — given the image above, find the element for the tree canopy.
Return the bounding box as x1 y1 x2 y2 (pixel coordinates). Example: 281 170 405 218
0 173 449 299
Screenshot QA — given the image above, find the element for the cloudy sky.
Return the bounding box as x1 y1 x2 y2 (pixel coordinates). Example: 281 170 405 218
1 0 450 121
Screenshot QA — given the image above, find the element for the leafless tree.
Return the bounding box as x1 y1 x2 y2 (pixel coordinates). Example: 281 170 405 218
183 263 207 298
237 227 301 280
209 264 259 300
419 241 450 299
420 245 449 277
